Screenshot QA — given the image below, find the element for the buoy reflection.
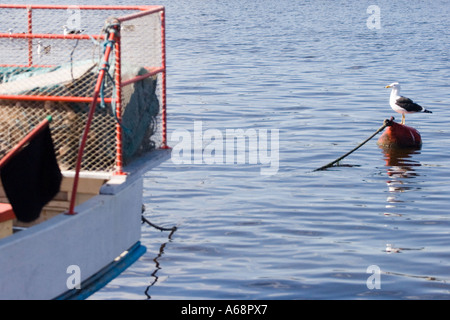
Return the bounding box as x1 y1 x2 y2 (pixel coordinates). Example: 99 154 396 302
383 147 421 186
381 146 421 214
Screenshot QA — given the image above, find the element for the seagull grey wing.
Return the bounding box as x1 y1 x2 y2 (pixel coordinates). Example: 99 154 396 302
395 96 424 112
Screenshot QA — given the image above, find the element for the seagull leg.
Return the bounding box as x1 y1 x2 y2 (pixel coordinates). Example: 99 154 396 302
401 114 405 125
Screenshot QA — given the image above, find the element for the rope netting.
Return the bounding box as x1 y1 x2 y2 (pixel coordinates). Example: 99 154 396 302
0 5 165 172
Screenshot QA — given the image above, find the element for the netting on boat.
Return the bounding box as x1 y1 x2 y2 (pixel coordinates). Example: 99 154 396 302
0 5 166 172
0 65 161 171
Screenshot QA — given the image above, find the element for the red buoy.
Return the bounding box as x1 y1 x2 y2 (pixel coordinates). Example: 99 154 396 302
377 117 422 148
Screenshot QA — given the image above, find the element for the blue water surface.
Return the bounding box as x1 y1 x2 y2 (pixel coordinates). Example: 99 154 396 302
97 0 450 300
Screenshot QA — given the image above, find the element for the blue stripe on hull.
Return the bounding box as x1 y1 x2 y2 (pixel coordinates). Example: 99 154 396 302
54 241 146 300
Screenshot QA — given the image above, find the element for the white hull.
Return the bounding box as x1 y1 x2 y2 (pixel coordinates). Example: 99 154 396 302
0 149 169 300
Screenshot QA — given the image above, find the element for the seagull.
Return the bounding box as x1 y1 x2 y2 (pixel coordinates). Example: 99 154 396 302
37 40 51 57
63 25 85 35
385 82 432 125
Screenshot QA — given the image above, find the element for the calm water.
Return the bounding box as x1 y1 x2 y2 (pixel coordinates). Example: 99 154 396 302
12 0 450 299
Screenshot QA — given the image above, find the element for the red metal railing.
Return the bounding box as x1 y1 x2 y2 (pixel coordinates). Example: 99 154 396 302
114 26 124 176
160 9 169 149
67 24 119 215
0 4 168 215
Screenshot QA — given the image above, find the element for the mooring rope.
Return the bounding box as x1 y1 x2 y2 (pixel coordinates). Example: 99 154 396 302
313 118 392 171
142 215 177 233
69 39 79 81
98 23 117 110
141 205 177 234
98 22 131 135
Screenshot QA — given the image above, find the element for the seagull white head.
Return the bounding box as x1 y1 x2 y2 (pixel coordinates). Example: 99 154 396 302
385 82 400 89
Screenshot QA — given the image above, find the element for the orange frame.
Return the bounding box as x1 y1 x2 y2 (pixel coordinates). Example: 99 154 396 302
0 4 168 215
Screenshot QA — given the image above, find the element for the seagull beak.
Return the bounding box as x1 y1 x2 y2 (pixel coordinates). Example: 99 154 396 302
385 85 391 88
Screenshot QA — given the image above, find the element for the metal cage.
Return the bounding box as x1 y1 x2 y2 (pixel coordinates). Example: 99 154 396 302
0 5 168 176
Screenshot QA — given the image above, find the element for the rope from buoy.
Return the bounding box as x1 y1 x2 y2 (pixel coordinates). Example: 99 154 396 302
314 118 392 171
142 215 177 233
141 204 177 235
